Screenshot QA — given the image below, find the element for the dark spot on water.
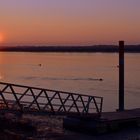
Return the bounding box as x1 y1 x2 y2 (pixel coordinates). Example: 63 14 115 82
99 78 103 81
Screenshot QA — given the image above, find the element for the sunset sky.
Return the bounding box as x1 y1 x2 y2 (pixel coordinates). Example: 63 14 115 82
0 0 140 46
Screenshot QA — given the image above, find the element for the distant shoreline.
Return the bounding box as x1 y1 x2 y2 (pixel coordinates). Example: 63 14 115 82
0 45 140 53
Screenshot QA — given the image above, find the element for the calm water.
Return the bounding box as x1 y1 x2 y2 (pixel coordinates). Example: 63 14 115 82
0 52 140 111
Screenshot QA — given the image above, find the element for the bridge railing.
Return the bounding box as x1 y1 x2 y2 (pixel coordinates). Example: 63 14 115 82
0 82 103 117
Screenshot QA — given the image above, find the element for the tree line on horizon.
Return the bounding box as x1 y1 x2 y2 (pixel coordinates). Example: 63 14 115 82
0 45 140 52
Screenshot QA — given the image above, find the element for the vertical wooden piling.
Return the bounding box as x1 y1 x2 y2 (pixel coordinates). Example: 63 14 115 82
119 41 125 111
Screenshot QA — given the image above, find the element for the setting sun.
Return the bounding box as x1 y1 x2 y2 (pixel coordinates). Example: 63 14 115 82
0 33 4 43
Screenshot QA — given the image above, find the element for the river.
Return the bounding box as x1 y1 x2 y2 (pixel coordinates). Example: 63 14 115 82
0 52 140 112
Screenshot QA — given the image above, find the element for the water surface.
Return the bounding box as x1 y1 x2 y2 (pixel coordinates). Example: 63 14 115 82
0 52 140 111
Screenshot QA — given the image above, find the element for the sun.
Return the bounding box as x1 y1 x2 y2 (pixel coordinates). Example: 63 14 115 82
0 33 4 43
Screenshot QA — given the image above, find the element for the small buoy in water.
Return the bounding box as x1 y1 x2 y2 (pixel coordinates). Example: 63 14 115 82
99 78 103 81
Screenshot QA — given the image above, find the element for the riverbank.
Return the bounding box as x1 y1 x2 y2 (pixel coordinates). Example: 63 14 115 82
0 111 64 140
1 111 140 140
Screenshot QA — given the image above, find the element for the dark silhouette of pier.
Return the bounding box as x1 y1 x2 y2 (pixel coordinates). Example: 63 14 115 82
0 82 103 117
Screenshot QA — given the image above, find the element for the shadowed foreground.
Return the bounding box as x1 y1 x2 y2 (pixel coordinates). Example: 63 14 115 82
1 111 140 140
0 111 64 140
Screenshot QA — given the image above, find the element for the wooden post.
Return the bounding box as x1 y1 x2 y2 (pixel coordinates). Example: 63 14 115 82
118 41 125 111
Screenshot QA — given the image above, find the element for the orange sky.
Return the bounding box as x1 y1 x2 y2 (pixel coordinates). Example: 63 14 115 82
0 0 140 45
